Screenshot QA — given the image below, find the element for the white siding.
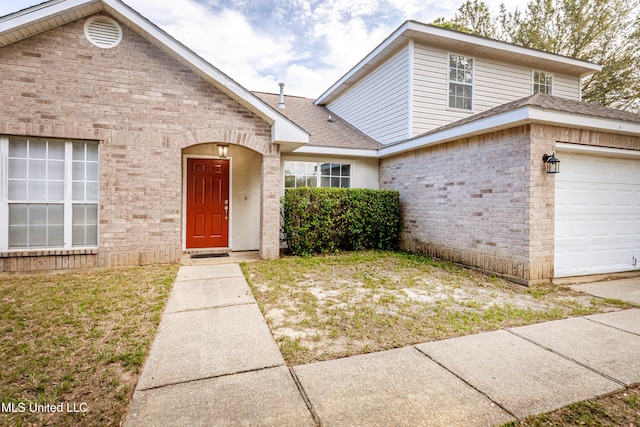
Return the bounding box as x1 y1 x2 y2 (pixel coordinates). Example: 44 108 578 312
412 44 583 137
327 46 410 145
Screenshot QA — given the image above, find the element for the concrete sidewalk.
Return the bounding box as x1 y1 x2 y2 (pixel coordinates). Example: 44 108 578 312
124 266 640 426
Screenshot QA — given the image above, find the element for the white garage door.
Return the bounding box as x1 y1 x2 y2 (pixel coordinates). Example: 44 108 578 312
555 149 640 277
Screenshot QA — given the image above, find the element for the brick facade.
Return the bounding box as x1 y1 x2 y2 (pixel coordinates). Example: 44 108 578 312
0 14 280 272
380 124 640 284
380 126 542 284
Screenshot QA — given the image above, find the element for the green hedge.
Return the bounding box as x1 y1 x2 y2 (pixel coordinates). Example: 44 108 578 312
282 187 400 256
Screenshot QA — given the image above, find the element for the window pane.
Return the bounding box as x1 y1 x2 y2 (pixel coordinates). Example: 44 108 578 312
29 160 46 179
331 177 340 187
86 162 99 181
73 182 84 201
48 142 65 160
8 226 27 248
72 205 86 225
48 160 65 180
9 159 27 179
8 204 28 226
86 182 99 201
49 204 64 224
30 204 47 225
320 176 330 187
284 175 295 188
86 225 98 246
29 139 46 159
341 178 350 188
73 142 85 161
72 161 85 180
28 181 46 200
342 164 351 176
8 180 27 200
86 143 99 161
9 137 27 157
87 204 98 223
29 225 47 246
72 225 84 246
48 225 64 247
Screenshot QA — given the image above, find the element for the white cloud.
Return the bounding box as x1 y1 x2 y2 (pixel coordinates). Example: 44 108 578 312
0 0 535 99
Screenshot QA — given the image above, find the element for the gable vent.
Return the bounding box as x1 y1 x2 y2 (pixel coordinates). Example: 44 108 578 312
84 16 122 49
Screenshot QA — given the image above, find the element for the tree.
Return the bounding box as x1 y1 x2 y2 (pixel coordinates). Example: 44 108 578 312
434 0 640 111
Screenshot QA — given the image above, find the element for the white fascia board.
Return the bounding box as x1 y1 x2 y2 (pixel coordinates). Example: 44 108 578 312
556 142 640 158
528 108 640 136
412 21 601 75
379 107 532 158
0 0 99 31
292 146 380 158
101 0 308 145
379 105 640 158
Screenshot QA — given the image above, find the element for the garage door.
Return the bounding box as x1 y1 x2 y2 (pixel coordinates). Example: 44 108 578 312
555 149 640 277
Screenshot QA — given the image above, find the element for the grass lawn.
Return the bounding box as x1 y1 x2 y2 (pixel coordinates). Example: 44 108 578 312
0 264 178 426
242 250 631 366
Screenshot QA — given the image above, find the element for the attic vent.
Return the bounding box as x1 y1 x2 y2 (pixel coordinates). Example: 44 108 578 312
84 16 122 48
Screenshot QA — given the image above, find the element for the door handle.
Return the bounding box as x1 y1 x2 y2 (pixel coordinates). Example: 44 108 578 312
224 200 229 220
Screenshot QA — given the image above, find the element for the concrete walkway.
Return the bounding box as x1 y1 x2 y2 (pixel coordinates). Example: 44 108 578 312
123 266 640 426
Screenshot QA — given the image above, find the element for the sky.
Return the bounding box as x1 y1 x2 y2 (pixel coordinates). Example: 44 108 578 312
0 0 529 99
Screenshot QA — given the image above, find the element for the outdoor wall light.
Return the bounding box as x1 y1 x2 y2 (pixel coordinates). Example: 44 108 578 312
217 144 229 158
542 153 560 174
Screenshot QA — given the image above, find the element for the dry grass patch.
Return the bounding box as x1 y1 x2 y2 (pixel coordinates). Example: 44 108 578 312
0 264 178 426
242 250 629 365
503 384 640 426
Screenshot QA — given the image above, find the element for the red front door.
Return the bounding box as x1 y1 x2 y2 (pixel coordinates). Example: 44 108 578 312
186 158 229 248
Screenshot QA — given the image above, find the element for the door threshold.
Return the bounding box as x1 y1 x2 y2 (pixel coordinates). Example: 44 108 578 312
190 252 230 259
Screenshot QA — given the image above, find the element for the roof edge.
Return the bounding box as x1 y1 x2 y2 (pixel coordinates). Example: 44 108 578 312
379 104 640 158
316 20 602 106
0 0 309 146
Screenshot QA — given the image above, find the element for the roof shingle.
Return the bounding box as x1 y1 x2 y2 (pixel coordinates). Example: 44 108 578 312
254 92 382 150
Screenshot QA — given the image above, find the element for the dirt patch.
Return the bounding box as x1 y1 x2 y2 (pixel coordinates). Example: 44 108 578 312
243 250 629 365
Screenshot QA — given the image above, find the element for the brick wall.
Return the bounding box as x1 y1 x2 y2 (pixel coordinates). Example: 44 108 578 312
380 126 540 283
0 14 278 272
380 123 640 284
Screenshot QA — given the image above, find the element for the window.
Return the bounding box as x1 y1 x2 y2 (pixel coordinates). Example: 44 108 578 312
533 71 553 95
2 137 99 250
284 161 351 189
448 54 473 110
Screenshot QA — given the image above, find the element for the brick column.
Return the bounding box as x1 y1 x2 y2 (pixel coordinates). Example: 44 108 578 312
259 145 281 259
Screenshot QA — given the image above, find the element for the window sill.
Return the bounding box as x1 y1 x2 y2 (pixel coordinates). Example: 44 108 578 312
0 248 98 258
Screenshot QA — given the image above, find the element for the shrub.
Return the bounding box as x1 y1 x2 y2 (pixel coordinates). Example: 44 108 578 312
282 187 400 256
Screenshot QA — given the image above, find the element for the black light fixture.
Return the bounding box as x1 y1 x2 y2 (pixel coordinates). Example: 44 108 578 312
542 153 560 174
217 144 229 158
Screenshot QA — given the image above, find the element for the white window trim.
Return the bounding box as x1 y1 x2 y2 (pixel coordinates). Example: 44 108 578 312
282 159 355 193
532 70 554 95
0 137 8 251
447 53 474 111
1 137 99 251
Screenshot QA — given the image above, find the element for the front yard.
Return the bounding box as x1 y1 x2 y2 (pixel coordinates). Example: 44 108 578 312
0 265 177 426
242 250 630 365
1 251 635 426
